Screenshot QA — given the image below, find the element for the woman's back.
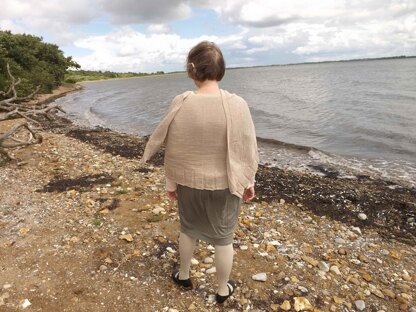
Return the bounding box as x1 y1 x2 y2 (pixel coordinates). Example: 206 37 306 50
165 92 228 190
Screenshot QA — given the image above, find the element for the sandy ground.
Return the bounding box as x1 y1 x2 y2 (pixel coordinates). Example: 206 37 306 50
0 85 415 312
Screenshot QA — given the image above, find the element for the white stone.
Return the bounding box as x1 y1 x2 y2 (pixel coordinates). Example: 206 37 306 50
268 240 281 246
330 265 341 275
350 259 361 265
318 261 330 272
358 213 367 220
206 267 217 274
152 207 166 215
252 272 267 282
21 299 31 309
190 258 199 265
2 284 12 289
298 286 308 293
207 294 216 303
239 245 249 251
355 300 365 311
203 257 214 264
166 247 176 254
351 226 362 235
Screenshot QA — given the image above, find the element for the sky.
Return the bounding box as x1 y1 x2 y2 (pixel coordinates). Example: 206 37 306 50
1 0 416 73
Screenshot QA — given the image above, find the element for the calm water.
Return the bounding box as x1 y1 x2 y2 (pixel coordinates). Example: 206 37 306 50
57 58 416 186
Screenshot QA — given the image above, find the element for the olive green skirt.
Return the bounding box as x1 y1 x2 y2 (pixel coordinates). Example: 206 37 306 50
177 184 242 245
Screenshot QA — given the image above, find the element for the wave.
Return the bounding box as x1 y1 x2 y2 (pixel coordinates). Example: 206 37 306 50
257 136 321 153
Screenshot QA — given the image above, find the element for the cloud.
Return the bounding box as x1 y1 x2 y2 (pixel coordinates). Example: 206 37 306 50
73 26 246 72
0 0 97 45
148 24 171 34
1 0 415 70
98 0 192 24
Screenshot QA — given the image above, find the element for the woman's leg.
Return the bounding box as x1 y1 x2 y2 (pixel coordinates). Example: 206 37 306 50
215 243 234 296
178 231 196 280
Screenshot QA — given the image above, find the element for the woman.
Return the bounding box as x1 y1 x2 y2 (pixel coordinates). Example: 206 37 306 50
141 41 258 304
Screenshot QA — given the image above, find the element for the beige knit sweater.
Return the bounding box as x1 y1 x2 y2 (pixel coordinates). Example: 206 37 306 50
141 89 259 198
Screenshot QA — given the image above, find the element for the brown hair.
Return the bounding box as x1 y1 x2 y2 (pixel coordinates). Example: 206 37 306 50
186 41 225 82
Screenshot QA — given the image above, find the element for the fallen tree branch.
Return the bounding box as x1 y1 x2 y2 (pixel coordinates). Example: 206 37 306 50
0 121 42 160
0 62 65 163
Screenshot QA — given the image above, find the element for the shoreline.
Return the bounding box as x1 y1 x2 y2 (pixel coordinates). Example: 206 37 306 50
15 86 416 243
34 90 416 244
1 87 415 311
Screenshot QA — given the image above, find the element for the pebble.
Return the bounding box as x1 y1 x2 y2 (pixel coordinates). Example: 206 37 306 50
301 255 319 267
190 258 199 265
382 288 396 298
335 237 346 244
298 286 308 293
2 284 12 289
152 207 166 215
252 272 267 282
358 213 367 220
203 257 214 264
318 261 330 272
99 265 107 271
330 265 341 275
280 300 291 311
207 294 216 303
355 300 366 311
206 267 216 274
293 297 313 311
338 248 347 255
166 247 176 254
239 245 249 251
351 226 362 235
20 299 31 309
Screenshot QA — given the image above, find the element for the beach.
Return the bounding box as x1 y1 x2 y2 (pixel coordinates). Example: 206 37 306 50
0 86 415 311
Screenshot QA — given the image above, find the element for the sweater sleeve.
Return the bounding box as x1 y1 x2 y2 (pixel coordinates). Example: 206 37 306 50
140 94 186 163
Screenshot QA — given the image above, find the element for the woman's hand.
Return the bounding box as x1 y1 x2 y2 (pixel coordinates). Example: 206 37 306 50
167 191 177 201
243 186 255 202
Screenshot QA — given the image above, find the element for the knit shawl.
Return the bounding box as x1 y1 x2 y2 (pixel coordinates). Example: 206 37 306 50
141 89 259 198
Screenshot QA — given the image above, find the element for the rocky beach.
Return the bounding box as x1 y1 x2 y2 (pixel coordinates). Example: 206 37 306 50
0 86 415 312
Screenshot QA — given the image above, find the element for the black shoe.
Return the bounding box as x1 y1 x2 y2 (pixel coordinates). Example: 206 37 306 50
216 280 236 304
171 270 194 290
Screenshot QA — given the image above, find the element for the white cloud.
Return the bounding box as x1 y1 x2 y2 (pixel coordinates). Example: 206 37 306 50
1 0 415 70
73 27 246 72
148 24 171 34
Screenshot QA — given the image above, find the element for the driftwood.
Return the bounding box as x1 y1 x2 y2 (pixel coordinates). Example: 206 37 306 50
0 63 61 161
0 121 42 160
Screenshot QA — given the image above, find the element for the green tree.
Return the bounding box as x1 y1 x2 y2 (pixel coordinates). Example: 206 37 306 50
0 30 80 98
